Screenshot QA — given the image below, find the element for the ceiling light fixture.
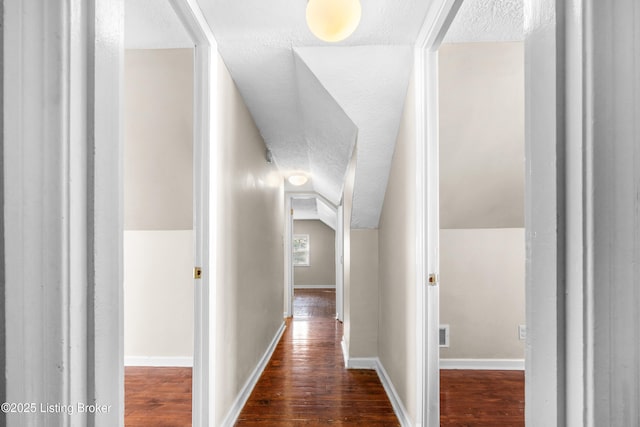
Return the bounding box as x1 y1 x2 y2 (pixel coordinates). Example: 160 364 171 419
288 174 309 186
306 0 361 43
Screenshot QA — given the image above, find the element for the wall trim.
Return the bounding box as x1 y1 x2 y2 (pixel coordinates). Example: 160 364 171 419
125 356 193 367
293 284 336 289
221 321 286 426
340 337 349 367
414 2 464 425
374 359 412 427
345 357 377 370
342 355 411 426
440 358 525 370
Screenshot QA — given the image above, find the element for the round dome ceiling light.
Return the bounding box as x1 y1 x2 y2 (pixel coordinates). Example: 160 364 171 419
288 174 309 186
306 0 362 43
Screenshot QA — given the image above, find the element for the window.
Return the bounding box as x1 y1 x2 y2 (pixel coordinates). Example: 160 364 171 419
293 234 310 266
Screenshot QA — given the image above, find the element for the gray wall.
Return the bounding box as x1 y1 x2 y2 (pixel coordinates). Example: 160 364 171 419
439 42 525 361
124 49 193 231
293 220 336 287
214 53 285 426
349 229 379 357
378 71 417 420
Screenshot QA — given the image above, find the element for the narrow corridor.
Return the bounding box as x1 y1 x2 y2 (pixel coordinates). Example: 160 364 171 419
236 289 400 426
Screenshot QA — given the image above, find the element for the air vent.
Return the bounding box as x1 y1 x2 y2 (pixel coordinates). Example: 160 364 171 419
439 325 450 348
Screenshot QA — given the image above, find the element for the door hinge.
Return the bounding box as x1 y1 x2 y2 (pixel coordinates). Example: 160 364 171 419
428 273 438 286
194 267 202 279
291 208 294 215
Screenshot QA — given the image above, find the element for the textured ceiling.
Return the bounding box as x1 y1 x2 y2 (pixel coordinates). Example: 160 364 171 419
444 0 523 43
198 0 432 228
125 0 523 228
125 0 192 48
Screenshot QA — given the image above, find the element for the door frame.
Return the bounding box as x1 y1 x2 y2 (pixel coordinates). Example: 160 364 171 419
284 192 342 320
415 1 594 426
166 1 218 425
413 1 464 424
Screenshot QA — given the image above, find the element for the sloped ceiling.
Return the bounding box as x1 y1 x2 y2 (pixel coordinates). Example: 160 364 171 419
125 0 523 228
197 0 432 228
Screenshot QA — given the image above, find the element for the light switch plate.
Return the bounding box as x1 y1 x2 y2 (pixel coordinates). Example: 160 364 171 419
518 324 526 341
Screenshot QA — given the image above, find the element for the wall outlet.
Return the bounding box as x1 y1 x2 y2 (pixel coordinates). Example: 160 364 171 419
518 324 526 341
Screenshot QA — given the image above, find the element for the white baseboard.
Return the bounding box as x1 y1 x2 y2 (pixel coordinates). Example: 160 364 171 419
340 337 349 367
293 284 336 289
346 357 377 370
221 321 287 426
341 352 411 426
374 359 412 427
440 358 525 370
124 356 193 367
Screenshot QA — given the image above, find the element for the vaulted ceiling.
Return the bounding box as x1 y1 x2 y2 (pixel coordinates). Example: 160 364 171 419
125 0 523 228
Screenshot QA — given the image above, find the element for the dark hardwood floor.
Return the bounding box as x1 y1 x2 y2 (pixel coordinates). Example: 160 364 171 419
440 369 525 427
125 366 192 426
124 289 525 426
236 289 400 426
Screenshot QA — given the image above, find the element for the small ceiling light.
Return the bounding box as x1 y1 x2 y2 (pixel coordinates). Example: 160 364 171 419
288 174 309 186
306 0 361 43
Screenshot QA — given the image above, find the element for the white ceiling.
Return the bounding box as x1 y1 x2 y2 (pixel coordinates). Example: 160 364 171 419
444 0 523 43
125 0 523 228
125 0 192 49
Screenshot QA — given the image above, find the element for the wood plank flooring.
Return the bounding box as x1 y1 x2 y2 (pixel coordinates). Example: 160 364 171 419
124 289 525 426
236 289 400 426
125 366 192 426
440 369 525 426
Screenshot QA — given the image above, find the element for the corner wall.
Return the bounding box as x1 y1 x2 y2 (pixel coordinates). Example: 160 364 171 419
378 71 417 421
214 54 285 425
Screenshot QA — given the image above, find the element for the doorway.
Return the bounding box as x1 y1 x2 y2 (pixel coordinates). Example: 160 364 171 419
122 0 216 425
122 43 195 424
414 0 529 425
437 36 526 425
285 193 344 322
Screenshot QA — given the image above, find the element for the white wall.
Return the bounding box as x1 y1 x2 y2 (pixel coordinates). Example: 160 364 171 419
378 71 417 421
293 220 335 287
124 231 194 362
214 53 285 426
124 48 194 364
439 229 525 359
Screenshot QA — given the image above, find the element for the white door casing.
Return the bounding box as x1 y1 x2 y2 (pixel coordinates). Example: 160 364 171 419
413 1 463 425
4 0 124 425
166 1 218 425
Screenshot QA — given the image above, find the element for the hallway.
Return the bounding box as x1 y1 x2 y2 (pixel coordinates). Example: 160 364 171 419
236 289 400 426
